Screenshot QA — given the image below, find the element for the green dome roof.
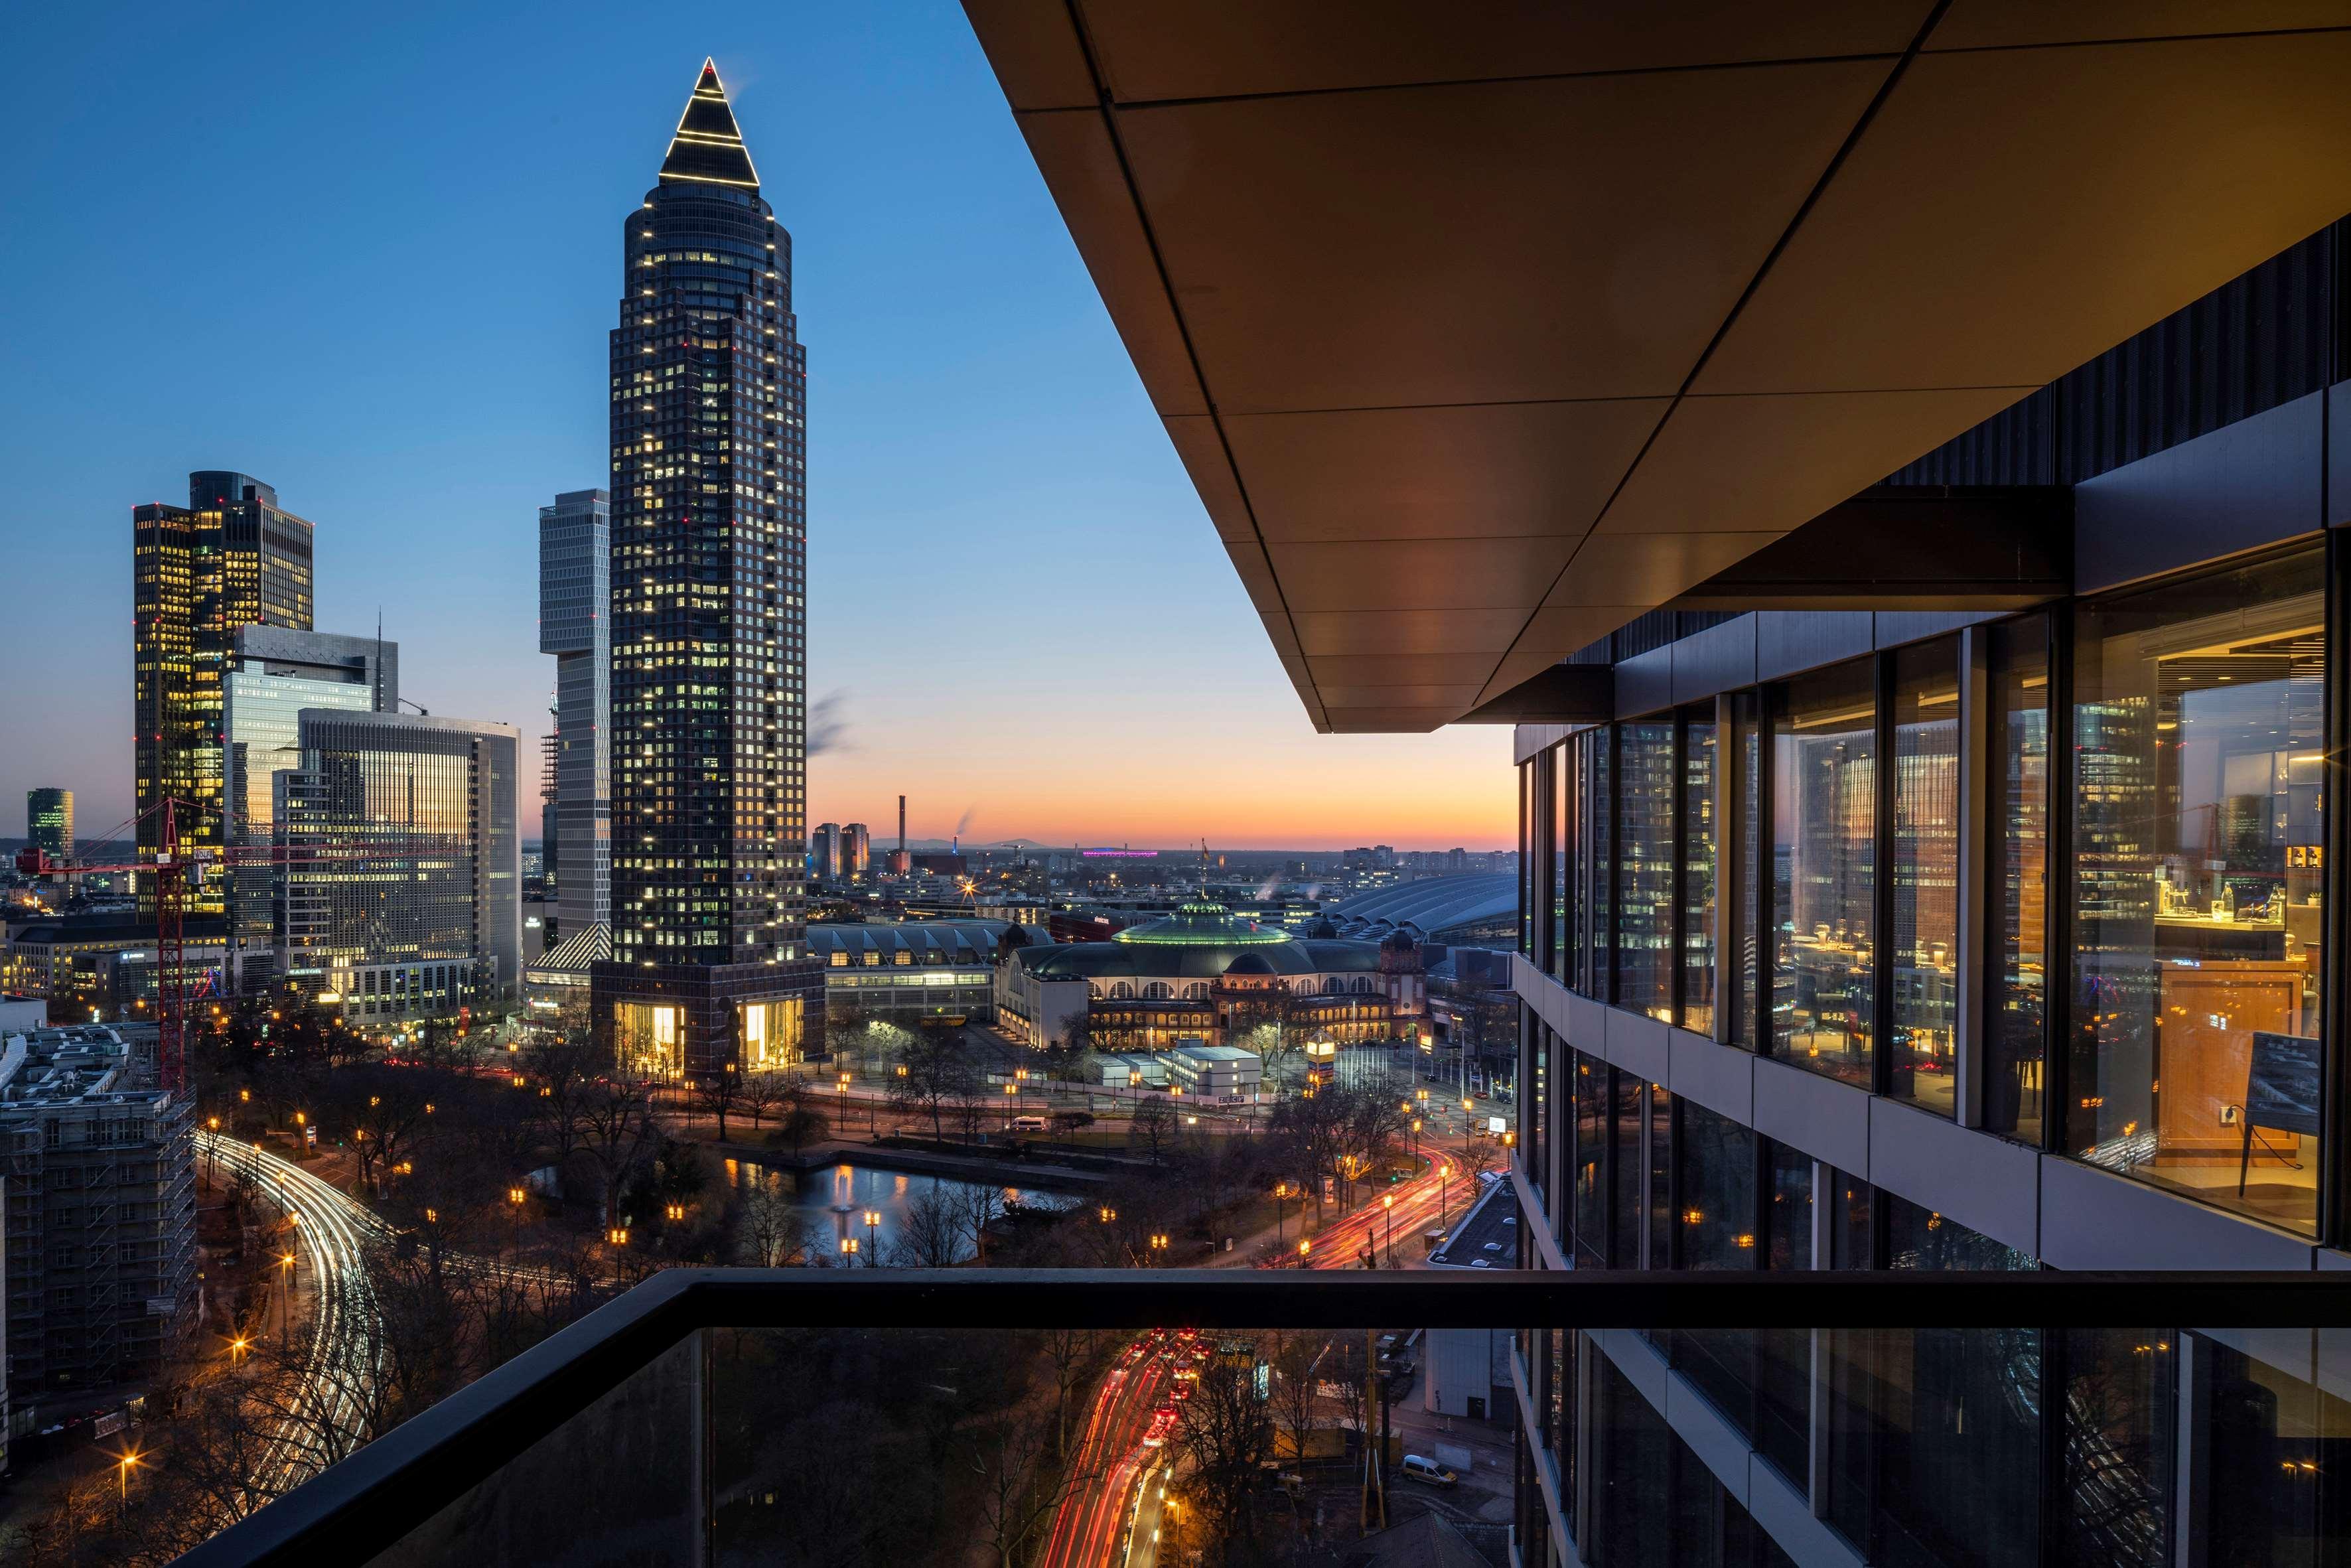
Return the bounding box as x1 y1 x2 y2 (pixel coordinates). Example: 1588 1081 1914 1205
1111 899 1293 947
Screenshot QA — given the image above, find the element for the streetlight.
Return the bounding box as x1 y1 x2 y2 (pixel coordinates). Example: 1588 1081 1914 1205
608 1226 630 1247
1383 1194 1395 1266
1439 1162 1454 1226
1149 1233 1169 1257
206 1116 220 1182
279 1250 297 1350
1409 1117 1422 1170
117 1449 141 1509
839 1236 860 1262
1297 1237 1312 1265
1004 1082 1019 1131
1272 1182 1290 1245
864 1209 882 1261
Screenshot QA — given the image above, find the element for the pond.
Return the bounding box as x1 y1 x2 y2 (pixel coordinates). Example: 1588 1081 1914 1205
722 1157 1078 1264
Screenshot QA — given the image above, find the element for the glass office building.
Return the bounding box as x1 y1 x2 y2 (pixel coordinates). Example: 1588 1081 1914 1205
220 626 396 991
540 488 611 943
276 711 520 1024
1512 226 2351 1568
590 60 822 1080
26 788 72 861
132 471 317 910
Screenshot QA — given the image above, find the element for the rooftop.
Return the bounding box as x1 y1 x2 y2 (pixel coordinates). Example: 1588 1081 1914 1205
1109 898 1292 947
1328 873 1516 939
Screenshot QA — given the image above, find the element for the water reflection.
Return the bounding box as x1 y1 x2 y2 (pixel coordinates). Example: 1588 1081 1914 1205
721 1157 1076 1263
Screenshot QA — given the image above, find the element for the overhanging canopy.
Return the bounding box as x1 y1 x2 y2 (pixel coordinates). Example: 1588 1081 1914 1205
962 3 2351 730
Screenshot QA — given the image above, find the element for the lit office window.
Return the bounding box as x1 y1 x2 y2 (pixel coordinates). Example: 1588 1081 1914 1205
1681 709 1717 1033
1772 662 1877 1085
1889 637 1961 1115
1987 614 2050 1144
1616 720 1675 1019
2070 546 2324 1236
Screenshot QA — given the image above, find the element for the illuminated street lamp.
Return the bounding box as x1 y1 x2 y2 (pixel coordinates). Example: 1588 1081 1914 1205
1439 1162 1455 1226
508 1187 528 1207
117 1449 141 1509
1297 1237 1312 1264
666 1202 685 1222
864 1209 882 1260
1003 1082 1019 1131
608 1227 630 1247
839 1236 860 1262
1383 1194 1396 1265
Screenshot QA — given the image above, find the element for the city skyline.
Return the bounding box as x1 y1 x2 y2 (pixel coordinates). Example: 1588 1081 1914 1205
0 4 1511 852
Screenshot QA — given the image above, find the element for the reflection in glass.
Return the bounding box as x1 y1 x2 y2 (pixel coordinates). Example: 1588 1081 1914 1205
1616 720 1675 1018
2070 547 2324 1236
1987 614 2050 1144
1889 638 1959 1114
1730 691 1763 1048
1772 662 1877 1085
1578 728 1614 999
1681 711 1717 1033
1555 741 1573 981
1678 1100 1757 1269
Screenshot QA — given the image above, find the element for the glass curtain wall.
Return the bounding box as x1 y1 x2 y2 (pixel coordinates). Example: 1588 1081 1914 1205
1556 741 1575 981
1987 614 2050 1144
1890 638 1961 1113
1772 662 1877 1086
1682 709 1718 1032
1618 720 1676 1018
1579 728 1614 999
2070 545 2326 1236
1731 691 1764 1048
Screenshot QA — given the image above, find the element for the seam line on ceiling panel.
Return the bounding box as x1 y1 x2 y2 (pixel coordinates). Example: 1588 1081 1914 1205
1474 0 1956 709
1087 50 1906 112
1058 0 1331 731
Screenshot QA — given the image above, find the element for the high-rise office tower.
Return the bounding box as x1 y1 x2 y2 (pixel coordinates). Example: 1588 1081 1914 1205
845 821 869 879
26 789 72 861
133 471 317 909
810 822 842 880
277 711 520 1023
541 488 612 942
220 627 397 990
592 61 821 1080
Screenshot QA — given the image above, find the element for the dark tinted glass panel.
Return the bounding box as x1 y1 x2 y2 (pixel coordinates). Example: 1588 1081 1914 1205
1677 1100 1757 1269
1574 1051 1607 1267
1829 1167 1873 1269
1889 636 1960 1115
1988 612 2051 1144
2194 1330 2351 1568
1648 1080 1672 1269
1766 1139 1812 1270
2057 1328 2174 1567
1772 662 1876 1085
1827 1328 2043 1568
1883 1192 2036 1271
1556 741 1574 981
1683 711 1718 1032
1520 761 1534 956
1595 1349 1674 1568
2070 546 2324 1236
1617 719 1675 1018
1610 1070 1642 1269
1581 727 1614 998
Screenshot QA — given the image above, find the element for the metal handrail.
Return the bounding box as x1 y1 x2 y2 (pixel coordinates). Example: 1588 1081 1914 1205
176 1267 2351 1568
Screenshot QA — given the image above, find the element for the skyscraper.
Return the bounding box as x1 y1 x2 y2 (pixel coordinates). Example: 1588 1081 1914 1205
845 821 870 879
810 821 841 880
540 488 612 943
220 626 398 990
26 789 72 861
591 61 820 1080
277 711 520 1023
133 471 317 908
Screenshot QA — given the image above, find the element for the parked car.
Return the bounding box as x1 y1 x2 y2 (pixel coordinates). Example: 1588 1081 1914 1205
1401 1454 1458 1488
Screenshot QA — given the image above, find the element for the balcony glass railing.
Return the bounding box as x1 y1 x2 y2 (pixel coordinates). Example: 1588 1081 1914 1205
175 1270 2351 1568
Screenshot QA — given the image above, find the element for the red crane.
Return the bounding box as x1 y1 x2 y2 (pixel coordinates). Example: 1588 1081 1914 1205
16 797 404 1094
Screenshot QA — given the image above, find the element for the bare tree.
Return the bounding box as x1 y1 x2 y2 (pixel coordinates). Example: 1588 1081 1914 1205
887 1032 977 1143
737 1180 818 1267
696 1064 745 1144
774 1079 830 1159
964 1396 1098 1568
891 1188 967 1267
577 1076 661 1230
741 1070 788 1133
1172 1344 1280 1565
1035 1328 1109 1460
1269 1330 1329 1463
1129 1095 1179 1165
952 1180 1007 1263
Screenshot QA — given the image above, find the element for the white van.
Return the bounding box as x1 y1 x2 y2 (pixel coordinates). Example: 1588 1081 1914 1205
1009 1115 1050 1132
1400 1454 1457 1488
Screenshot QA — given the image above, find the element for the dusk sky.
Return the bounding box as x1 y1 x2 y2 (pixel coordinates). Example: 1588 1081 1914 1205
0 1 1510 851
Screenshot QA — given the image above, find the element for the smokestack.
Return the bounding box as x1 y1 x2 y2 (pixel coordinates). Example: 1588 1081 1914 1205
898 794 906 851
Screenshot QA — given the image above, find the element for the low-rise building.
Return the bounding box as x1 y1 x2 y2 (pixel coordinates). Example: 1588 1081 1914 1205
1164 1042 1261 1100
810 920 1008 1034
0 1026 196 1415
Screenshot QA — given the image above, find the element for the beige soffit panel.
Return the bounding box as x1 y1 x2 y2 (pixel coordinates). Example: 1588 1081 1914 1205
1694 32 2351 395
961 0 1097 109
1268 536 1577 614
1222 399 1669 543
1291 610 1524 658
1592 388 2042 539
1161 415 1255 543
1074 0 1934 100
1926 1 2351 51
1110 61 1893 413
1012 109 1208 419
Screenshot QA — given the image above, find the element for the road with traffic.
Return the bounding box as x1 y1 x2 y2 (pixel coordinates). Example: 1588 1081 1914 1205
1038 1332 1186 1568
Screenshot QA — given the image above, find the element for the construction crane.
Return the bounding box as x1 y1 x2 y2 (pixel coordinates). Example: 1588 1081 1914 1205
15 796 406 1094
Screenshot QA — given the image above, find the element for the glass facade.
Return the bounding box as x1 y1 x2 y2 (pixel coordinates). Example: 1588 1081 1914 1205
1889 637 1961 1113
1772 662 1877 1086
1988 613 2051 1143
1618 719 1677 1019
1681 709 1717 1033
2070 545 2326 1236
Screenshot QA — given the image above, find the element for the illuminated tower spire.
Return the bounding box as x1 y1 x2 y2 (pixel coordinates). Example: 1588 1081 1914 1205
659 59 760 189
